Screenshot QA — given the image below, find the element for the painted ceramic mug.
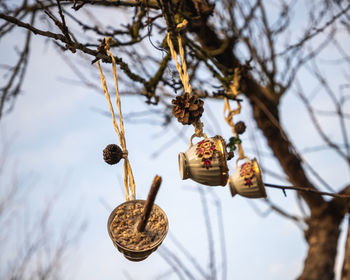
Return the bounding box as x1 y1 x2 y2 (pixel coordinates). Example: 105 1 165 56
178 135 229 186
228 157 267 198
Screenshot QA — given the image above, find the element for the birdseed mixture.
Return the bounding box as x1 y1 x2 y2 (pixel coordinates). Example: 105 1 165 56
110 201 167 251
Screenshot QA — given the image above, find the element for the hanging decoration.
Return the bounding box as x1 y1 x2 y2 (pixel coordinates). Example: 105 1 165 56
224 68 267 199
172 92 204 125
107 176 168 262
103 144 124 165
179 135 229 186
167 21 230 186
97 38 168 261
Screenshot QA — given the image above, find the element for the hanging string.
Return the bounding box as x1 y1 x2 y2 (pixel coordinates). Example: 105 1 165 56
97 37 136 201
224 68 245 159
167 20 206 139
166 20 192 95
193 120 206 139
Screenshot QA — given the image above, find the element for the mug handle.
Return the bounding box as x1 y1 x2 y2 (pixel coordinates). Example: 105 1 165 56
235 156 251 169
189 133 208 148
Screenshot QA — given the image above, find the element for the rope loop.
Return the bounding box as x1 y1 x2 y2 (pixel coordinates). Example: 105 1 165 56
166 33 192 96
97 37 136 201
166 19 192 96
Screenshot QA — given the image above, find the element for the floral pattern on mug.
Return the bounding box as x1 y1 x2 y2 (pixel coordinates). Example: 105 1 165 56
196 139 217 169
240 162 255 186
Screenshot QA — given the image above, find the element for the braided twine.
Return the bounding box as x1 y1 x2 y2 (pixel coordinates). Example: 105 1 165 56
97 37 136 201
166 20 206 140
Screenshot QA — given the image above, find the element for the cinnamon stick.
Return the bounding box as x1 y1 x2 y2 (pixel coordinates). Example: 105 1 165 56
137 175 162 232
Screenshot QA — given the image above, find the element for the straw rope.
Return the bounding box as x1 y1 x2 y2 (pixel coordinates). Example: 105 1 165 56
167 20 205 138
97 37 135 201
166 21 192 95
224 68 245 159
193 120 207 139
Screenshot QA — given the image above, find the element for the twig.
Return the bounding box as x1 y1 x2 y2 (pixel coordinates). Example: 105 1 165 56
277 4 350 56
167 232 208 279
157 248 186 280
159 245 196 280
246 199 306 230
265 183 350 199
0 12 34 119
0 14 148 85
137 175 162 232
155 268 175 280
199 188 216 280
295 79 350 164
251 94 336 193
214 198 227 280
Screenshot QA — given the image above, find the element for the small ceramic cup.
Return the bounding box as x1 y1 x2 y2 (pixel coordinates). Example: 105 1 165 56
228 157 267 198
178 135 229 186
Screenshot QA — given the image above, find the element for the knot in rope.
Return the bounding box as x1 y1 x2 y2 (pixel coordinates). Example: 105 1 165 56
104 37 113 51
122 150 128 158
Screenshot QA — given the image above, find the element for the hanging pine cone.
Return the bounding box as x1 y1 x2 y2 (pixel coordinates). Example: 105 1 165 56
235 121 246 135
103 144 123 165
172 92 204 125
227 151 234 161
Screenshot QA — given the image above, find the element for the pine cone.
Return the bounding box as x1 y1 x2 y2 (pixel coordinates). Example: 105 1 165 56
227 151 234 161
235 121 246 135
103 144 123 165
172 92 204 125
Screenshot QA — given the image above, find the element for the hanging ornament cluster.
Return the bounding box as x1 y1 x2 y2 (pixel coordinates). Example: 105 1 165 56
167 21 230 187
167 24 266 198
92 13 350 265
97 38 168 261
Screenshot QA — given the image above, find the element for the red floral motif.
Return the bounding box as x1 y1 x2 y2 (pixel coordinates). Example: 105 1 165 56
195 139 217 169
240 162 255 186
203 159 212 168
245 179 253 186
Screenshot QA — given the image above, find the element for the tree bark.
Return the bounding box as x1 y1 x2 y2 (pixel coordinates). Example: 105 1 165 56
298 206 343 280
342 216 350 280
